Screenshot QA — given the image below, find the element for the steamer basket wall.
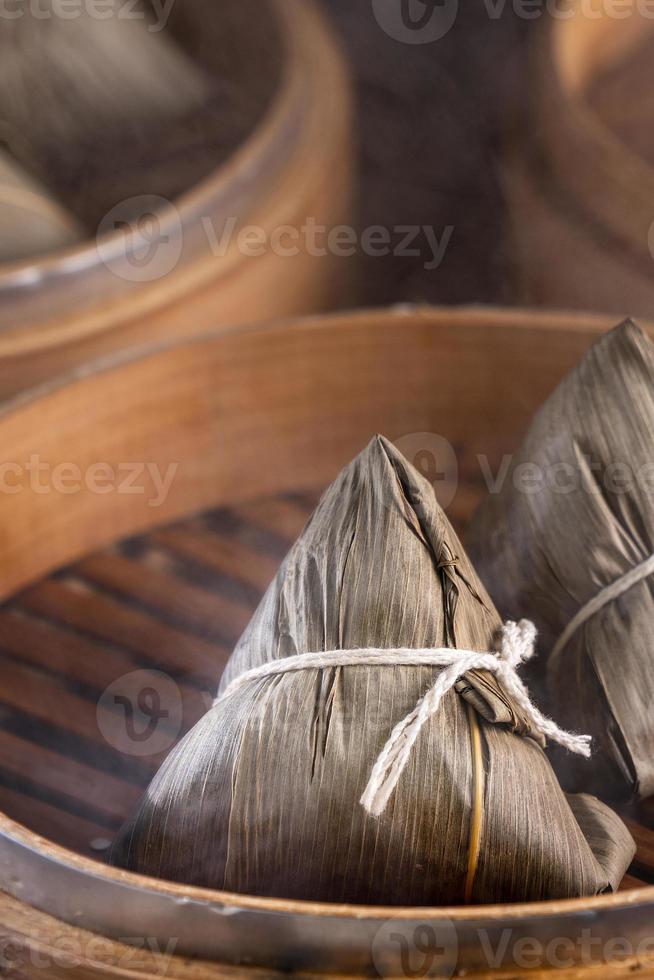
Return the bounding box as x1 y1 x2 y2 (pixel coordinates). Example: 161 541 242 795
505 8 654 318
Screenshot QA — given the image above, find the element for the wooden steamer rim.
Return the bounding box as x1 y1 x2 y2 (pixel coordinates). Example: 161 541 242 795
0 306 652 977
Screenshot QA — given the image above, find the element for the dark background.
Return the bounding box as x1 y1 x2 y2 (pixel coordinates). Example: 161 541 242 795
319 2 530 307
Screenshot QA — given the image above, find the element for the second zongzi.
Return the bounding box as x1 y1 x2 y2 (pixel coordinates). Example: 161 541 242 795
469 319 654 801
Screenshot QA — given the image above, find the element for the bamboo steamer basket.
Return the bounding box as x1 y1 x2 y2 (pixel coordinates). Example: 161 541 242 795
504 6 654 317
0 0 352 399
0 306 653 980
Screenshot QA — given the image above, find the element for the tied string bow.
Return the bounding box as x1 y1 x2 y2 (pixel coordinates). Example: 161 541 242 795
216 620 591 819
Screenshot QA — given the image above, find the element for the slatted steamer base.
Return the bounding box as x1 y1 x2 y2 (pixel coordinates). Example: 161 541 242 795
0 487 651 891
0 492 315 859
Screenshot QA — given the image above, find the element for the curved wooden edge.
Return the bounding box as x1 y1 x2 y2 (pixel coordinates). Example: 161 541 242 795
555 5 654 93
2 806 653 924
2 894 654 980
527 9 654 260
0 0 292 287
0 0 353 351
2 811 654 976
0 302 631 412
0 890 276 980
0 304 630 431
0 304 643 606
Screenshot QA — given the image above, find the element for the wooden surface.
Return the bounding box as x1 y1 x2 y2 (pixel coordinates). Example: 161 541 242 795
0 308 653 977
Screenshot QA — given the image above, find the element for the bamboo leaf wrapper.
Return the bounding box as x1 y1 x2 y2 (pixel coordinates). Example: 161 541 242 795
469 319 654 802
111 436 634 902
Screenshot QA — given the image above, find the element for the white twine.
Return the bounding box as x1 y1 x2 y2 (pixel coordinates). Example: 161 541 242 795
215 621 591 818
550 552 654 668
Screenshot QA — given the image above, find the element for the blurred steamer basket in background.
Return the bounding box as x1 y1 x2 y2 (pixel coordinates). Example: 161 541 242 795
504 4 654 318
0 0 352 398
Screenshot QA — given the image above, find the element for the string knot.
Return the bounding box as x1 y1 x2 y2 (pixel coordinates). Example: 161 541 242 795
498 618 537 668
360 619 590 817
215 621 592 821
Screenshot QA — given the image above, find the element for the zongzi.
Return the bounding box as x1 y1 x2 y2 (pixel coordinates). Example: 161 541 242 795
0 0 207 226
0 0 282 228
111 436 635 903
0 150 83 262
468 319 654 801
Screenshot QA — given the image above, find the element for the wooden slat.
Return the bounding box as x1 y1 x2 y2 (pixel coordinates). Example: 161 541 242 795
0 889 266 979
0 501 286 857
0 785 111 856
0 609 146 695
226 496 311 546
17 579 221 688
0 657 125 748
0 730 140 824
153 524 280 596
77 552 251 650
0 658 174 777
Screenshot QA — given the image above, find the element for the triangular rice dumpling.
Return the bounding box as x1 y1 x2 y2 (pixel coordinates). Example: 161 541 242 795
468 320 654 801
111 436 634 903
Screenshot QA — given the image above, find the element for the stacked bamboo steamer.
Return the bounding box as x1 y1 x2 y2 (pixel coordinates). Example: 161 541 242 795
0 0 352 398
504 4 654 317
0 307 652 980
